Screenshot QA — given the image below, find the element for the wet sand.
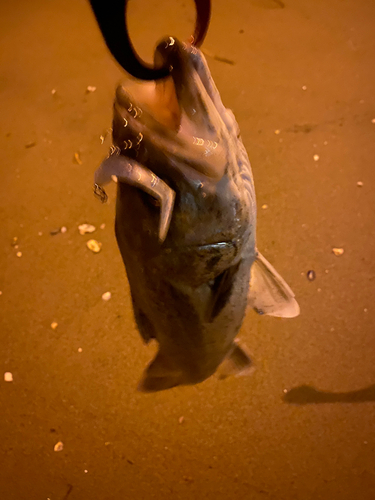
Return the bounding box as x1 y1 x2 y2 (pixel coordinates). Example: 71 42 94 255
1 0 375 498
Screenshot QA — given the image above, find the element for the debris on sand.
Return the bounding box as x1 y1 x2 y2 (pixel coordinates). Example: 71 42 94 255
51 322 58 330
86 86 97 93
307 270 316 281
16 251 22 258
87 239 102 253
313 154 319 161
4 372 13 382
332 247 344 256
74 152 83 165
179 416 185 424
54 441 64 452
357 181 363 187
78 224 96 235
101 291 112 301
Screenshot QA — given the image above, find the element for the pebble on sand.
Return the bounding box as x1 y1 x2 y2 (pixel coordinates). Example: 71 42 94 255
74 152 83 165
87 239 102 253
102 291 112 301
86 86 96 93
261 204 268 209
54 441 64 452
357 181 363 187
78 224 96 235
313 154 320 161
4 372 13 382
332 247 344 256
307 270 316 281
16 251 22 257
51 322 58 330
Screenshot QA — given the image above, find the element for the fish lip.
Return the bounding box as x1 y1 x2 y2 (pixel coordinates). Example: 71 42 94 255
162 240 238 251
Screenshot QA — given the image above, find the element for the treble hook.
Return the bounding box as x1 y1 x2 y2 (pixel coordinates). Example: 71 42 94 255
89 0 211 80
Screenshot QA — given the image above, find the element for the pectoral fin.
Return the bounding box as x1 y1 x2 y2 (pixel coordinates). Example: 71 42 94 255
248 251 300 318
216 341 254 379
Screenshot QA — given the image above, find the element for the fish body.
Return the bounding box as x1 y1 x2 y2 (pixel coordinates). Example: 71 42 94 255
95 39 299 391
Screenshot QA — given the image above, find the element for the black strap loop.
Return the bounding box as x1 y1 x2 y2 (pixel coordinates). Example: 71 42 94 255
89 0 211 80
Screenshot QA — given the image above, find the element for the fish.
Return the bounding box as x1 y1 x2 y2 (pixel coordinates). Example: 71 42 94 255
94 38 299 392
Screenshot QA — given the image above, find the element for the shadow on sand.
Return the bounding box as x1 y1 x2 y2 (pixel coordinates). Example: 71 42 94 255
283 384 375 405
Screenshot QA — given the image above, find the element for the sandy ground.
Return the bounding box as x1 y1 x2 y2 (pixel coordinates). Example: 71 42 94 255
1 0 375 498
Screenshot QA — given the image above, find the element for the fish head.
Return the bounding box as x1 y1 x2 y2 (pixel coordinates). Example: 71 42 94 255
101 37 255 253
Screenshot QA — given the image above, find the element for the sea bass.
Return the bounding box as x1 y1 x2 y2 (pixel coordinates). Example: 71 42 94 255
94 38 299 391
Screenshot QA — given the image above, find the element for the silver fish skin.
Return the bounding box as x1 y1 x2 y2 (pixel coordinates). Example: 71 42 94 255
95 38 298 392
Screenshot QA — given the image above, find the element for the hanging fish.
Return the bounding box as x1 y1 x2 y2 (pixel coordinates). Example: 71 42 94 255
89 1 299 391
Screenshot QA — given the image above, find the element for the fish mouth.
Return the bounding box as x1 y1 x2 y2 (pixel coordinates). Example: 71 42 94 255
112 38 229 181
